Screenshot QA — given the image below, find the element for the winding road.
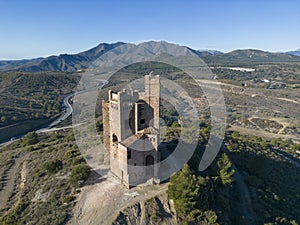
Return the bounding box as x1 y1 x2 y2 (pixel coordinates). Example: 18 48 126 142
38 93 74 131
0 79 109 146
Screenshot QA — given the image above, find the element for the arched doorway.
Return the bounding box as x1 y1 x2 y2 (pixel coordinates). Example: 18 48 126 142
146 155 154 166
145 155 154 180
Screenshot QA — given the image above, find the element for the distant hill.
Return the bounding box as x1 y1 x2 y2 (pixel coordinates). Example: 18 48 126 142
286 49 300 57
1 43 300 72
0 42 125 72
0 58 43 71
201 49 300 66
198 49 224 56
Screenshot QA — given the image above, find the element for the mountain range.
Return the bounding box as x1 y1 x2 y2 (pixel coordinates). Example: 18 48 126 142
286 49 300 57
1 42 300 72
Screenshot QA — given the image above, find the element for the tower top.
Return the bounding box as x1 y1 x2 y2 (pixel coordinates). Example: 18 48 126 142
146 71 160 78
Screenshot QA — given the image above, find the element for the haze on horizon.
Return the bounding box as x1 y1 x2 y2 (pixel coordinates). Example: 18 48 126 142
0 0 299 60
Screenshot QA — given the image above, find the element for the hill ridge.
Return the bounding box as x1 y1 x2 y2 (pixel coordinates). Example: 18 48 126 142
1 42 300 72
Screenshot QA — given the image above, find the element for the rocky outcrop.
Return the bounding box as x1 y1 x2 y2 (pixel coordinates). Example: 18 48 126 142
112 193 177 225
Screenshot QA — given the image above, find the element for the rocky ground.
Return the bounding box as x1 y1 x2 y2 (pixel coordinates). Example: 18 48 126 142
68 171 170 225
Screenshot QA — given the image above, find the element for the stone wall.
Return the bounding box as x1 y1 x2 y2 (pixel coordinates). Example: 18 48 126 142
102 74 161 188
102 100 110 152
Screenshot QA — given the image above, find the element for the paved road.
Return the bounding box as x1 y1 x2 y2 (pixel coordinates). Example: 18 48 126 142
38 123 83 133
0 79 109 146
0 94 75 147
38 93 74 132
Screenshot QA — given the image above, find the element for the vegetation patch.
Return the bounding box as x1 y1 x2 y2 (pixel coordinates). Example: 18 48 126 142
0 130 90 225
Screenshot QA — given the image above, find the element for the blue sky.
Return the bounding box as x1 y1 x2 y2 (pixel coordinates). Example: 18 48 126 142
0 0 299 59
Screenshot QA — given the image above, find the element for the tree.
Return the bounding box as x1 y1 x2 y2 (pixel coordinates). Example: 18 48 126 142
167 164 208 219
217 153 235 186
189 210 219 225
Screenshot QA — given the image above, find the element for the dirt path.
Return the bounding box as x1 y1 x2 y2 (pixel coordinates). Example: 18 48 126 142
0 152 26 210
276 97 300 104
247 116 290 135
229 125 300 141
276 121 289 135
69 173 168 225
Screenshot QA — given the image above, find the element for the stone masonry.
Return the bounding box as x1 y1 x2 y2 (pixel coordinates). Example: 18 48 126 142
102 74 160 188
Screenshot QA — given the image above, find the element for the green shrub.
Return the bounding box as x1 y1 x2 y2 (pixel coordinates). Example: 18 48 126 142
71 156 85 166
22 132 39 146
171 121 180 128
231 131 240 139
26 146 34 152
65 149 80 160
0 202 28 225
43 159 63 174
69 164 90 186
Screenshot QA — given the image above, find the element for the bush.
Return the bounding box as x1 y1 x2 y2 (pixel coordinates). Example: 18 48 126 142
26 146 34 152
71 156 85 166
171 121 180 128
43 159 63 174
65 149 80 161
0 202 28 225
69 164 90 186
231 131 240 139
22 132 39 146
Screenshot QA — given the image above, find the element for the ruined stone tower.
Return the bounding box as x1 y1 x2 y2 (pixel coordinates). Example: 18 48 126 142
102 74 160 188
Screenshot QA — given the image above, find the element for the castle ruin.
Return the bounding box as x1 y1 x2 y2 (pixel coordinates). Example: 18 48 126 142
102 74 160 188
